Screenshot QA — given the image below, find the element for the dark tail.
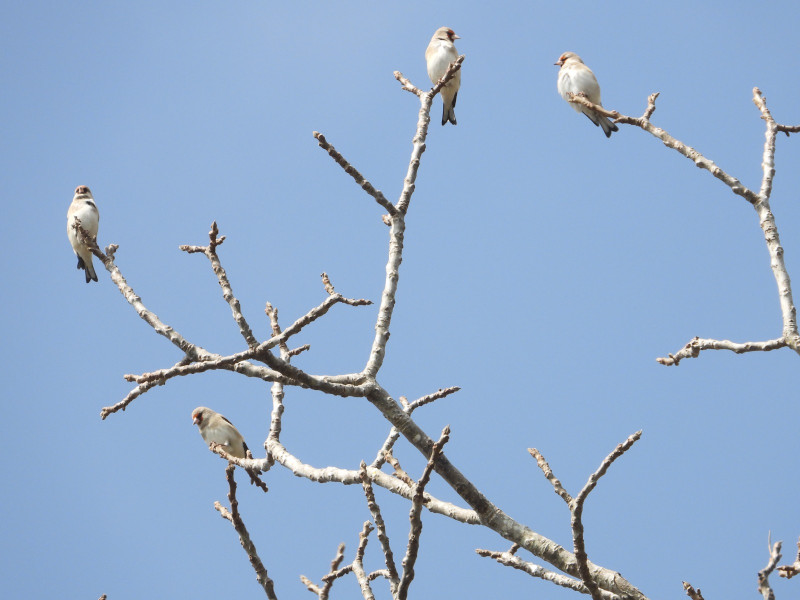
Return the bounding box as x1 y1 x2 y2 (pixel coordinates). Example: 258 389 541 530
77 256 98 283
442 91 458 126
600 116 619 138
442 105 457 126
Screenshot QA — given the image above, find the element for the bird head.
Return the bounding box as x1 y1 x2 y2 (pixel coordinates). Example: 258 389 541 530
555 52 582 67
192 407 210 426
434 27 460 42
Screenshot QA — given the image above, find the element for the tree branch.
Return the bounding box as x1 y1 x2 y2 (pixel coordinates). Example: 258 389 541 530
265 436 479 523
757 534 782 600
352 522 376 600
682 581 705 600
476 549 622 600
571 431 642 600
214 465 278 599
778 537 800 579
752 88 800 352
656 336 787 366
371 386 460 469
569 89 800 360
301 543 346 600
72 222 214 362
312 132 396 216
528 447 573 506
359 462 399 593
397 426 450 600
180 221 259 349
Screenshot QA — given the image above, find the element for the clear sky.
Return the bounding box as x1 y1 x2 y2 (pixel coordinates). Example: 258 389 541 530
3 1 799 598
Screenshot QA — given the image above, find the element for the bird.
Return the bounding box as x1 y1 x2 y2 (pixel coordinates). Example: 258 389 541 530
555 52 618 138
426 27 461 126
192 406 249 459
67 185 100 283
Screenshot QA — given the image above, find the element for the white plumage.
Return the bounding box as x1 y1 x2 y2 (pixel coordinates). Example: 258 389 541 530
556 52 618 138
67 185 100 283
425 27 461 126
192 406 248 459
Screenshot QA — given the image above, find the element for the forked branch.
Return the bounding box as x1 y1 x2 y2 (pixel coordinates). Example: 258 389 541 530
567 89 800 362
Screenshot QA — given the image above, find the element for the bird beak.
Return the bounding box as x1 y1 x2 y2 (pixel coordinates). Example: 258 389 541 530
192 416 200 425
554 60 563 66
453 34 461 39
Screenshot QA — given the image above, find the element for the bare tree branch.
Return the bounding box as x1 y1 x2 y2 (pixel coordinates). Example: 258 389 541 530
758 534 782 600
208 442 269 492
73 221 215 364
371 386 460 469
393 55 463 218
571 431 642 600
567 92 758 204
397 426 450 600
360 57 466 379
528 447 573 505
214 465 278 599
301 543 346 600
384 450 414 487
312 132 396 216
656 337 787 366
476 549 622 600
752 88 800 352
682 581 705 600
359 462 399 593
266 436 478 523
568 89 800 360
352 522 376 600
179 221 259 349
778 537 800 579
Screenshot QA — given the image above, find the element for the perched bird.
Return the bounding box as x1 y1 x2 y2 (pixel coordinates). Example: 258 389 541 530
425 26 461 126
555 52 618 138
67 185 100 283
192 406 248 458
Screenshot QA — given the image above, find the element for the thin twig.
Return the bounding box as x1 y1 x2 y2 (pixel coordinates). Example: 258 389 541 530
397 426 450 600
571 431 642 600
528 447 573 505
657 336 787 366
306 543 347 600
363 57 465 377
359 462 399 592
408 386 461 410
371 386 460 469
384 450 414 487
682 581 705 600
778 536 800 579
476 549 621 600
214 465 278 599
179 221 259 348
567 92 758 204
73 222 214 363
352 522 376 600
313 132 396 216
758 534 783 600
266 437 479 523
209 443 269 492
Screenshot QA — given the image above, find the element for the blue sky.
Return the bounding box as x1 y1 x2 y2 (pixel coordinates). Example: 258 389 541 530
3 1 800 598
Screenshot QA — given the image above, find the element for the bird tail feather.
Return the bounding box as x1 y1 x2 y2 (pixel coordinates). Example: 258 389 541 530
600 117 619 138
